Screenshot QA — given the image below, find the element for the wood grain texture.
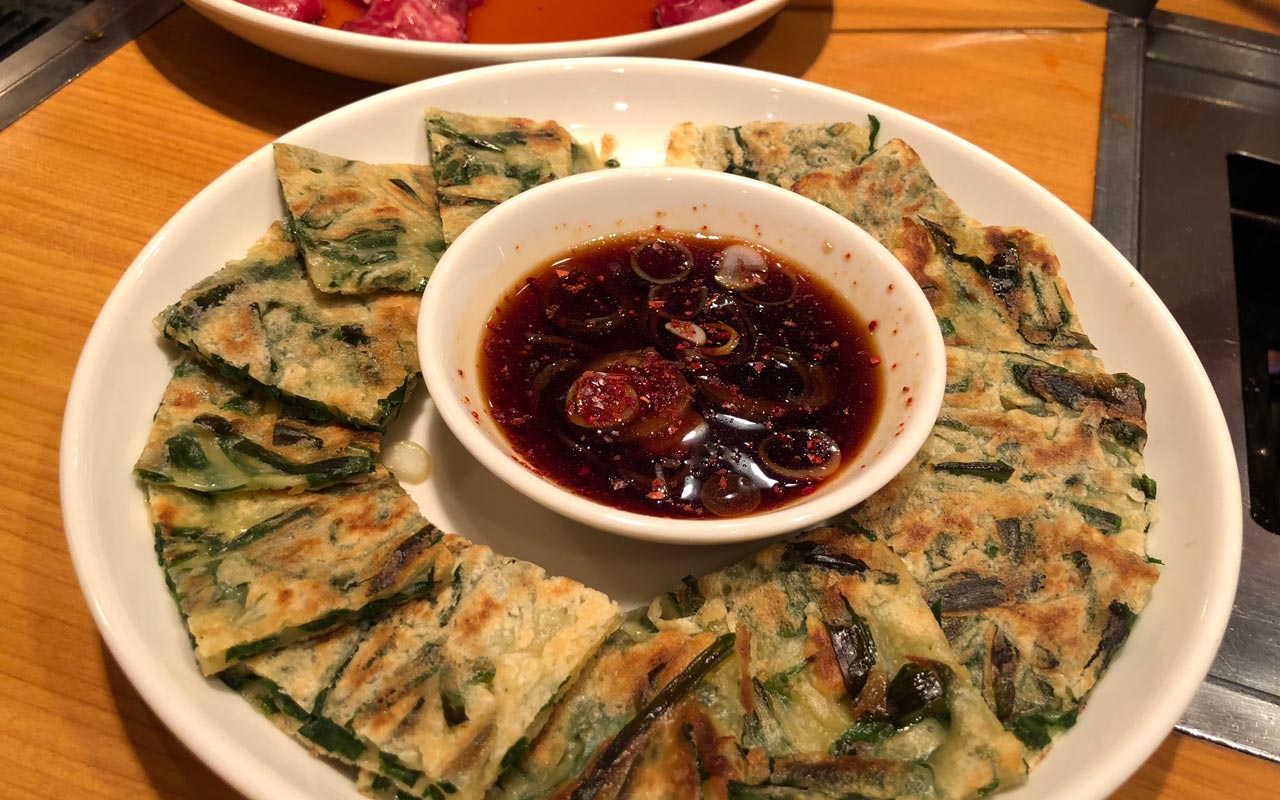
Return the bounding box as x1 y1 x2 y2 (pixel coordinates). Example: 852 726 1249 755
2 2 1278 799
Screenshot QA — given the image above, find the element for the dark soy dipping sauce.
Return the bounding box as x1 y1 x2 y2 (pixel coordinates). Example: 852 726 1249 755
480 230 884 519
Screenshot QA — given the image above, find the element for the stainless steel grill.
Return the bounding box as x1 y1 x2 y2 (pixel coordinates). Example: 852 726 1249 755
1094 9 1280 761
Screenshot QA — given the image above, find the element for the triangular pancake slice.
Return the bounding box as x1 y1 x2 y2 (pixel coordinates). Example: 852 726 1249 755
665 120 873 189
496 528 1027 800
425 108 575 245
149 467 455 675
155 223 420 431
135 357 380 492
226 536 619 800
275 143 446 294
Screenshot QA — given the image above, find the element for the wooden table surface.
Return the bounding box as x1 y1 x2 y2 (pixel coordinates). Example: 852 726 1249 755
2 0 1279 797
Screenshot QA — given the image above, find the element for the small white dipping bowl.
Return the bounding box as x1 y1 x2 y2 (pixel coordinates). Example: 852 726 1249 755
420 168 945 544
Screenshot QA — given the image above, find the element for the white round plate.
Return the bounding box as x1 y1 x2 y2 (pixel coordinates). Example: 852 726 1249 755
61 58 1240 800
183 0 789 84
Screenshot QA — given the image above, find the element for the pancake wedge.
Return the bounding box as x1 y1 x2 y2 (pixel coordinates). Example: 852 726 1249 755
155 223 420 430
275 143 446 294
851 350 1159 755
425 109 575 245
665 120 873 189
228 535 619 800
150 468 454 675
670 120 1159 763
135 357 379 492
496 529 1026 800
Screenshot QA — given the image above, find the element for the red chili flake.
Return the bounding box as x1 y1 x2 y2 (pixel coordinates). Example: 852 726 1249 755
869 356 882 366
463 396 471 404
555 269 569 277
470 411 480 421
906 397 914 406
752 362 765 373
868 320 879 331
830 340 840 348
456 369 464 377
654 224 665 232
902 386 910 393
844 252 852 260
887 283 895 292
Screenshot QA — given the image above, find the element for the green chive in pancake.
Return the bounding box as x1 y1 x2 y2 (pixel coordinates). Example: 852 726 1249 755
425 108 575 245
149 467 455 675
665 120 873 189
135 357 379 492
155 223 420 431
496 529 1026 800
274 143 446 294
671 121 1158 760
231 535 619 800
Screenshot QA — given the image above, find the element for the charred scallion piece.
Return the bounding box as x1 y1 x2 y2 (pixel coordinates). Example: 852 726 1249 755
933 460 1015 483
830 714 897 754
823 609 876 701
1085 601 1136 671
886 661 951 727
781 540 869 575
570 633 736 800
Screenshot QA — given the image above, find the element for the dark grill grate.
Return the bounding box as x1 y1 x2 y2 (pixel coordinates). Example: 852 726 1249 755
0 2 90 61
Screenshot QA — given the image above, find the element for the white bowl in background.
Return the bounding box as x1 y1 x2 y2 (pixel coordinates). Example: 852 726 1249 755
420 167 946 543
183 0 789 84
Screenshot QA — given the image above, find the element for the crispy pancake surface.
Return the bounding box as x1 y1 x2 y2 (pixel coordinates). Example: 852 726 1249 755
495 529 1026 800
135 358 379 492
275 143 446 294
673 125 1159 758
425 109 575 245
665 121 873 189
155 223 420 430
149 468 454 675
227 535 619 800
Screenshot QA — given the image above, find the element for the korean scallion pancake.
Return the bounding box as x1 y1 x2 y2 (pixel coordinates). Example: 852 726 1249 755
228 535 619 800
849 352 1158 753
155 223 419 430
571 141 606 174
274 143 446 294
789 139 1097 366
664 120 874 189
670 120 1158 758
425 109 575 245
135 357 379 492
496 528 1026 800
149 467 454 675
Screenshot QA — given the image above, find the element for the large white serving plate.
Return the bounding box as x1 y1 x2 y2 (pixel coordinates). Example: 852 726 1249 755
61 58 1240 800
184 0 788 84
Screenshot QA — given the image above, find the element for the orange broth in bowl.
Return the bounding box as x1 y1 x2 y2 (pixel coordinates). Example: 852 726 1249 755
317 0 658 40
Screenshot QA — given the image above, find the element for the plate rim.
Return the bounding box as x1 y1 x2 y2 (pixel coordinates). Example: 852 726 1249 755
59 56 1243 800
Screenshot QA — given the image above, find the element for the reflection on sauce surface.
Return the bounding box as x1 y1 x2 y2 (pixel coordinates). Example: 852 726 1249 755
479 230 884 519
